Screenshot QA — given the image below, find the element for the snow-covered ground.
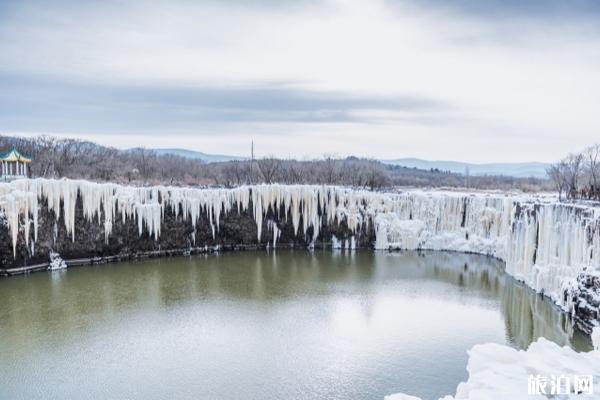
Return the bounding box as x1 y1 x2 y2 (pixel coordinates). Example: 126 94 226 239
386 330 600 400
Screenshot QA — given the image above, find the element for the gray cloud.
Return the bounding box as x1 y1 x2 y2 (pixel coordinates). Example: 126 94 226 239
385 0 600 50
1 0 598 161
0 73 447 134
391 0 600 20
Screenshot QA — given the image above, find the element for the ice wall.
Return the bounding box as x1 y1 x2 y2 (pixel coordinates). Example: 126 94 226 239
0 179 369 251
0 178 599 327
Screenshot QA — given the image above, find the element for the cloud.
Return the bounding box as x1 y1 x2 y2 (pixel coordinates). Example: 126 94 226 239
391 0 600 20
0 0 600 162
0 72 447 132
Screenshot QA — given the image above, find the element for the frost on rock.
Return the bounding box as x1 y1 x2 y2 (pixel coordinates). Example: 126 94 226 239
48 252 67 271
385 337 600 400
0 179 599 328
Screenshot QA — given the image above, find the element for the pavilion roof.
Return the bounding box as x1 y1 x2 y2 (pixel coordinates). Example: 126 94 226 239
0 147 32 163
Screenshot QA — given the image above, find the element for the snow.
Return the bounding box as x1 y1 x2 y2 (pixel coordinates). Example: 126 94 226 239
385 337 600 400
48 251 67 270
374 217 425 250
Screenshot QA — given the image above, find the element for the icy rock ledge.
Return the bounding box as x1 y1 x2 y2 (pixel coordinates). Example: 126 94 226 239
386 332 600 400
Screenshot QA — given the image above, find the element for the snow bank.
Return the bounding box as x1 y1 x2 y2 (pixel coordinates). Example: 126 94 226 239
385 337 600 400
0 179 599 328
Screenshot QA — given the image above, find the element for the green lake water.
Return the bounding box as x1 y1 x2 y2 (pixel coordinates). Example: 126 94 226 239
0 250 590 400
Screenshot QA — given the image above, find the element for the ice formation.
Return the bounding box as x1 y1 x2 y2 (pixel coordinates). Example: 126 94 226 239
0 179 371 255
372 192 600 318
0 178 599 325
331 234 356 250
48 252 67 271
385 337 600 400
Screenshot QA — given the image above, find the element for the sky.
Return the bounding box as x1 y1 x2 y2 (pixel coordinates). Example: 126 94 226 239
1 0 600 162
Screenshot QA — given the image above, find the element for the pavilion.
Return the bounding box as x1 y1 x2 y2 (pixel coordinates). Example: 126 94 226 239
1 147 32 181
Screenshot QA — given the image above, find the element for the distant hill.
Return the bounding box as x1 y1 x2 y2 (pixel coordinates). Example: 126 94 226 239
382 158 550 178
153 148 247 163
151 149 549 178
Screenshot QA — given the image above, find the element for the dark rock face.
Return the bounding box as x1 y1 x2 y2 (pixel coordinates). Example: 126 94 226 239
572 273 600 334
0 196 375 272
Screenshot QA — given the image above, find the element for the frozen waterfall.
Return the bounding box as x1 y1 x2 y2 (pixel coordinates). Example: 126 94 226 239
1 178 599 325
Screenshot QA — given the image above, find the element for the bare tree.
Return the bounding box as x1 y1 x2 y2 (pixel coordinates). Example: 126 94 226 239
289 160 306 184
361 161 390 190
564 153 584 200
222 161 248 187
131 148 156 180
257 157 281 184
322 155 340 184
547 162 568 201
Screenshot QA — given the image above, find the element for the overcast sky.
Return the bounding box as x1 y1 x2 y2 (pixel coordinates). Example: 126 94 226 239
1 0 600 162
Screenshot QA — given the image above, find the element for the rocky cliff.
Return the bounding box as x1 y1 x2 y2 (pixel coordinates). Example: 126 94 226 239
0 190 370 271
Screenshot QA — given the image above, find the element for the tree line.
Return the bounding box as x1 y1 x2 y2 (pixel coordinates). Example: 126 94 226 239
547 144 600 201
1 134 550 192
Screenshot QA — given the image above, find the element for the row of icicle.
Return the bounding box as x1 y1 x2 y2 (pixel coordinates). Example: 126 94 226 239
0 179 378 257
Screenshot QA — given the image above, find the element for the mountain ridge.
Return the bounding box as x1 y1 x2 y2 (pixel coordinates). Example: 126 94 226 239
151 148 549 178
382 158 549 178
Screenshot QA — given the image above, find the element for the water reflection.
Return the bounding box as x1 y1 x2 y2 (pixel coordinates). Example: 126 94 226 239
0 250 589 352
378 251 591 351
0 250 592 400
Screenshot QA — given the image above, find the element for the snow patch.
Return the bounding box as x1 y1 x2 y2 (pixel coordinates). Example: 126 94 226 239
387 338 600 400
48 252 67 271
